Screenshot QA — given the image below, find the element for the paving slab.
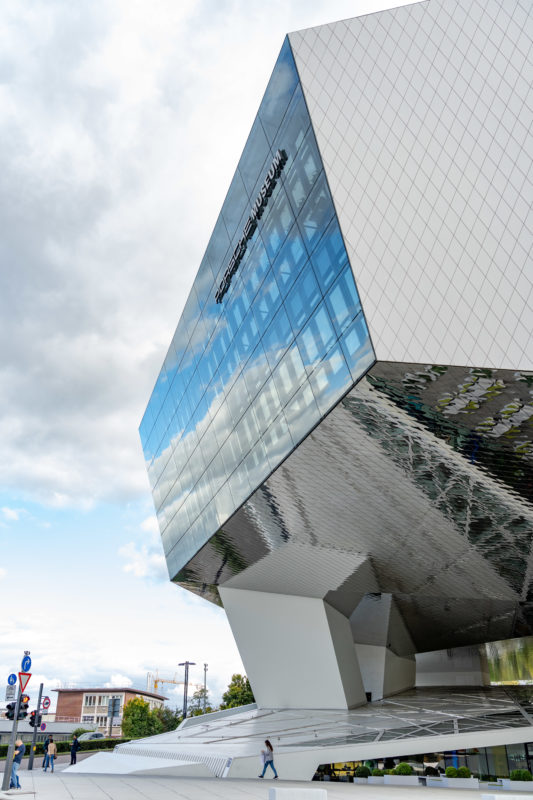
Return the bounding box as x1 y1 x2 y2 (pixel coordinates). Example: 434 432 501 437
2 768 533 800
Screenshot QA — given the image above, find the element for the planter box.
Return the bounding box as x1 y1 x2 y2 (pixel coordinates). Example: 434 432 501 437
501 778 533 791
447 778 479 789
353 778 367 784
426 777 447 788
384 774 420 786
367 776 384 785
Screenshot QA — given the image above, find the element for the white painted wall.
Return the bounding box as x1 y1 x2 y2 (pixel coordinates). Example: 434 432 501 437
220 587 366 709
416 645 486 687
355 643 415 700
291 0 533 371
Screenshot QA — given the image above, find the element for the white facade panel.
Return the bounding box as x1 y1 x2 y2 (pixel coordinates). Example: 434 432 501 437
290 0 533 370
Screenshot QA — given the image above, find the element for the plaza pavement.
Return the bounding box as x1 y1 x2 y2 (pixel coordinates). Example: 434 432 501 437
2 763 533 800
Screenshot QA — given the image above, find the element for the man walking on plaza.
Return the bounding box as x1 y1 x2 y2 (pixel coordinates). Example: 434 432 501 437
10 738 25 789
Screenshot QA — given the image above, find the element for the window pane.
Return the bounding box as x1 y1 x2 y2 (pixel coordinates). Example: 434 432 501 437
272 223 307 296
261 188 295 262
298 173 335 253
253 377 282 431
339 314 376 381
272 344 306 406
262 305 293 369
297 301 336 374
284 382 321 446
263 411 294 470
325 265 362 336
308 344 352 416
252 269 281 330
285 264 321 334
242 341 270 401
309 217 348 291
285 129 322 213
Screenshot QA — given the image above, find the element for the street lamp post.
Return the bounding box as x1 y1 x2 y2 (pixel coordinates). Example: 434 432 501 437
178 661 196 720
203 663 208 713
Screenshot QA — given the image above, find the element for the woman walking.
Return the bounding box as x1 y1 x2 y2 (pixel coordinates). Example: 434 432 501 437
258 739 278 779
44 737 57 772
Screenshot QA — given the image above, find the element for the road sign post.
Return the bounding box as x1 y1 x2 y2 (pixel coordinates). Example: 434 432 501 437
1 684 22 791
2 654 31 791
5 684 16 701
28 682 43 771
18 672 31 693
107 698 120 738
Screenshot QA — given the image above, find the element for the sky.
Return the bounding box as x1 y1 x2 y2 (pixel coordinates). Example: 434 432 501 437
0 0 415 710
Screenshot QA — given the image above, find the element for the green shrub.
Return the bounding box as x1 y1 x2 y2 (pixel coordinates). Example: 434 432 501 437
383 769 394 774
372 768 384 776
510 769 533 781
393 762 413 775
445 766 458 778
456 766 471 778
354 765 370 778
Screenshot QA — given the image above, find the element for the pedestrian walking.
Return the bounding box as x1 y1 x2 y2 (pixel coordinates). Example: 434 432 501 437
258 739 278 779
70 733 81 765
44 736 57 772
10 738 25 789
42 735 50 768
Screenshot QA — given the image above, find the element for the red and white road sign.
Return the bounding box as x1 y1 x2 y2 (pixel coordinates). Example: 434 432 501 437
18 672 31 692
42 696 50 709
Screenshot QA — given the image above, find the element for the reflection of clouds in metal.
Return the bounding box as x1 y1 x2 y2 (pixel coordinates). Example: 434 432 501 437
348 370 533 596
151 325 372 557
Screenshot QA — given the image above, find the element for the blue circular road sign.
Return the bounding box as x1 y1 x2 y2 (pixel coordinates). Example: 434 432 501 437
21 655 31 672
7 674 16 685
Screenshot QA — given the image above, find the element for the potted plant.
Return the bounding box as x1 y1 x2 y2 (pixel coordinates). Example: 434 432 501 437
384 762 419 786
368 768 384 785
501 768 533 790
443 765 479 789
354 765 370 784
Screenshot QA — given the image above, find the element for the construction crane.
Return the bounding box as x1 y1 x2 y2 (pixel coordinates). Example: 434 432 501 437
146 670 203 695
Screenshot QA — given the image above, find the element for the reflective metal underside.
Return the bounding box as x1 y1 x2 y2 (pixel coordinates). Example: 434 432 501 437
176 363 533 652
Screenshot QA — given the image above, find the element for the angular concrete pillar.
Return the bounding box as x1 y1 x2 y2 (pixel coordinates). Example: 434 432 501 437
219 586 367 709
350 593 416 700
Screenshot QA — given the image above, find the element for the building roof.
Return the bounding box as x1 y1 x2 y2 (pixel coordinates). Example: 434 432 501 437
53 688 167 701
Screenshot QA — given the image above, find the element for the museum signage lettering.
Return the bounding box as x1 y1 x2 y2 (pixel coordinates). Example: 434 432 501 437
215 148 288 304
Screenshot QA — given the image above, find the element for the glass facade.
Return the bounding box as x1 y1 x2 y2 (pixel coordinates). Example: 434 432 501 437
140 38 375 579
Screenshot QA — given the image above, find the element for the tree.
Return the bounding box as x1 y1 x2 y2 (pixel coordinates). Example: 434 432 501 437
188 687 215 716
220 674 255 709
152 705 182 732
121 697 164 739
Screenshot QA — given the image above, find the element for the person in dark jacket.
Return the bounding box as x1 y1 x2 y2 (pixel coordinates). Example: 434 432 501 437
70 734 81 765
42 736 50 768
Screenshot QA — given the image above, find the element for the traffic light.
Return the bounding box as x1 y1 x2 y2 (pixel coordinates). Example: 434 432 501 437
5 702 16 720
29 710 42 727
18 699 29 721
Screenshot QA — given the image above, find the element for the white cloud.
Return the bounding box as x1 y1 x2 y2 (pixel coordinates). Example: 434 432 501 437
119 541 168 581
105 674 133 688
0 567 6 579
140 516 159 535
0 0 412 511
1 507 24 521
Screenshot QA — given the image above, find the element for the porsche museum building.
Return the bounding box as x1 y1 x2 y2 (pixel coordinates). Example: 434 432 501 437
135 0 532 781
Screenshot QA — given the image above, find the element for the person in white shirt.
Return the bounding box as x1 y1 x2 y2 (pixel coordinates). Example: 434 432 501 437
258 739 278 779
